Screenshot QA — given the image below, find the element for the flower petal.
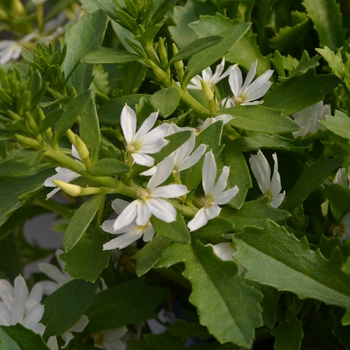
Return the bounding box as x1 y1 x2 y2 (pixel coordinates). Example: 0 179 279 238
120 104 136 143
215 186 239 205
112 200 139 231
178 143 207 172
188 208 208 232
202 151 216 194
136 201 152 226
134 112 158 140
147 198 177 223
152 184 188 198
249 149 271 195
148 156 174 190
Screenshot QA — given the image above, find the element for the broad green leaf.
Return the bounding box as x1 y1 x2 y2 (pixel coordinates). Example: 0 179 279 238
150 0 178 26
234 133 304 154
303 0 346 50
264 71 340 115
155 240 263 348
0 325 49 350
168 0 218 49
181 122 224 191
60 228 111 282
151 213 190 243
320 112 350 140
191 216 233 240
168 36 222 65
85 279 169 332
89 158 130 176
83 47 139 64
218 137 251 208
38 108 64 134
97 94 150 125
183 22 250 86
324 183 350 222
233 220 350 308
0 150 48 177
271 314 304 350
168 320 211 341
281 156 342 212
150 87 180 118
221 197 290 232
63 10 108 93
92 0 118 20
0 168 54 228
63 193 105 251
223 106 299 134
53 90 92 143
133 235 171 276
42 279 97 337
189 14 270 75
80 97 100 163
316 47 347 80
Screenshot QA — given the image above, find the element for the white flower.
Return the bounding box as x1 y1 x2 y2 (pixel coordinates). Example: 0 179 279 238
44 146 81 199
187 58 236 90
0 32 36 64
107 156 188 231
93 327 127 350
334 167 350 188
187 151 239 231
291 101 329 138
200 114 233 131
0 275 45 335
332 212 350 243
208 242 235 261
121 104 169 166
141 132 207 177
222 61 273 106
249 150 285 208
102 199 155 250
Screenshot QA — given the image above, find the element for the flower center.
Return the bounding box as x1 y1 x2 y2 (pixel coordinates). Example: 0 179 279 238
234 95 246 105
92 332 105 346
126 140 141 153
137 188 149 200
200 195 213 208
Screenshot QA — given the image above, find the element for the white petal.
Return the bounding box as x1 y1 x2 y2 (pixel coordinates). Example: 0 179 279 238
152 184 188 198
12 297 25 324
143 225 155 242
211 166 230 198
38 281 60 296
136 201 152 226
28 283 42 303
209 242 235 261
31 323 46 336
132 152 155 166
137 136 168 154
249 150 271 195
148 156 174 190
0 279 15 311
14 276 29 302
202 151 216 194
228 66 243 96
215 186 239 205
61 331 74 348
173 133 195 166
47 336 59 350
188 208 208 232
112 200 139 231
111 199 130 215
241 61 257 92
147 198 177 222
23 303 45 329
103 227 144 250
134 112 158 140
0 301 11 325
201 67 213 83
178 143 207 171
205 204 221 220
68 314 89 332
38 263 70 286
270 191 285 208
120 104 136 143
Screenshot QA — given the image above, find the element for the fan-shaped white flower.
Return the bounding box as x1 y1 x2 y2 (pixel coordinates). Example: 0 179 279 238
187 58 236 90
44 146 82 199
121 104 169 167
93 327 128 350
108 156 188 231
249 150 285 208
291 101 329 138
334 167 350 188
102 199 155 250
188 151 239 231
222 61 273 107
0 275 45 335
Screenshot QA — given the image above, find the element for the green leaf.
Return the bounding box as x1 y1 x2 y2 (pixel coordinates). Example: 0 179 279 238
97 94 150 125
150 0 178 26
181 122 224 191
281 156 342 212
264 71 341 115
183 22 250 86
143 333 185 350
0 168 54 228
60 228 111 282
133 235 171 276
218 137 251 208
63 10 108 93
63 193 105 251
83 47 139 64
271 314 304 350
151 213 190 243
221 197 290 232
316 47 347 80
169 35 222 65
191 216 233 239
85 278 169 332
53 90 92 143
42 279 97 338
233 220 350 309
223 106 299 134
324 183 350 222
89 158 130 176
341 309 350 326
150 87 180 118
92 0 118 20
189 14 270 75
331 307 350 348
303 0 346 50
80 97 101 163
0 325 49 350
156 240 263 348
320 112 350 140
168 320 211 340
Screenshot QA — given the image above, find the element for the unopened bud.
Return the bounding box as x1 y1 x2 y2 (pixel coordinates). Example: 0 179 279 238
74 135 90 161
149 61 170 86
200 80 214 102
158 38 168 66
52 180 102 197
172 44 184 81
15 134 40 149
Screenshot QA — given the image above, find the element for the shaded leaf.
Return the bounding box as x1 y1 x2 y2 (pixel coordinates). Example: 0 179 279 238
89 158 130 176
83 47 139 64
150 87 180 118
